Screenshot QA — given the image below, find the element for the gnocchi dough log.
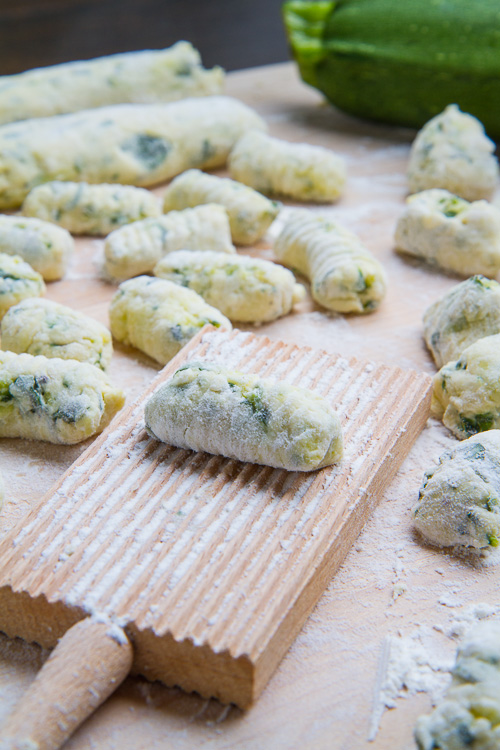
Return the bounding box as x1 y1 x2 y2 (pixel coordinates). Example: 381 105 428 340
1 298 113 371
0 96 266 209
0 215 74 281
413 431 500 549
0 42 224 125
395 189 500 277
22 181 161 236
407 105 499 201
109 276 231 365
154 250 305 323
0 351 125 444
415 619 500 749
432 334 500 439
145 362 343 472
162 169 280 245
0 254 45 320
228 130 346 202
423 276 500 369
274 210 386 314
103 204 235 281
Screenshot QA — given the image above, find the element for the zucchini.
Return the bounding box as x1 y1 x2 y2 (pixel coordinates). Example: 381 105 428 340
283 0 500 138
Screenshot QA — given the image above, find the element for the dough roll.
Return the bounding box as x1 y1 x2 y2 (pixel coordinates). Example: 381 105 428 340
22 181 161 236
103 204 235 281
154 249 305 322
274 210 386 314
145 362 343 472
0 96 266 209
0 42 224 125
0 350 124 444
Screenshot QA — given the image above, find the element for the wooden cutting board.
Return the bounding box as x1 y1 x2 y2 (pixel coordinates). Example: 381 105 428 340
0 326 431 711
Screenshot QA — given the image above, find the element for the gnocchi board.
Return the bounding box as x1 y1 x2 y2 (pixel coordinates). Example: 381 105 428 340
1 62 500 749
0 325 431 709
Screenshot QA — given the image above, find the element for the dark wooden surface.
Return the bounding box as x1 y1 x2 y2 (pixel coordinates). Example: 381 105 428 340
0 0 290 74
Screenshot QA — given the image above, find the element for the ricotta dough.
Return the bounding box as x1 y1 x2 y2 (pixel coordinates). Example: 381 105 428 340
0 42 224 124
22 181 161 236
423 276 500 369
162 169 280 245
415 619 500 749
407 105 499 201
1 298 113 371
144 361 343 472
0 215 74 281
413 431 500 548
103 204 235 282
109 276 231 365
274 209 386 314
395 189 500 277
228 130 346 202
0 350 125 444
432 334 500 439
0 254 45 320
0 96 266 209
154 250 305 323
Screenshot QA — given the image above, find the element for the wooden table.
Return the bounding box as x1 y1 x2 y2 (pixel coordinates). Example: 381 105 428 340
0 62 498 750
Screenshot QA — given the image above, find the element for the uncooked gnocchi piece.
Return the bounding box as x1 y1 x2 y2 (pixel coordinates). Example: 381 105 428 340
228 130 346 202
109 276 231 365
423 276 500 368
0 350 124 444
162 169 280 245
144 361 343 472
432 334 500 439
0 42 224 125
0 470 4 512
274 210 386 314
395 189 500 277
407 105 499 201
0 215 73 281
0 254 45 320
0 96 266 209
103 204 235 281
413 431 500 549
154 250 305 322
415 619 500 749
1 298 112 371
22 181 161 236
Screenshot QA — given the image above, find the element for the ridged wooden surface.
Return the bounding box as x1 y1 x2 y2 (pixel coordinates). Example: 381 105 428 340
0 327 431 704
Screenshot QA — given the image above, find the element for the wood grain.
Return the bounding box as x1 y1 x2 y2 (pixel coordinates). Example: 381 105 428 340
0 327 431 708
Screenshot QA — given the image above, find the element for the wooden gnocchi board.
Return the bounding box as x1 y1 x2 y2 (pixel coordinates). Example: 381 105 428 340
0 326 430 709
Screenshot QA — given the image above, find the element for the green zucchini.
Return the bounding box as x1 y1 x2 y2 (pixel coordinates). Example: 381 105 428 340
282 0 500 138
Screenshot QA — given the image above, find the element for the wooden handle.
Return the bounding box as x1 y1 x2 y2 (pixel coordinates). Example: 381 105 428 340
0 616 133 750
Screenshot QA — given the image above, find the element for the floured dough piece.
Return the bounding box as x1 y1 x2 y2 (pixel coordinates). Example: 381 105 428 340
0 215 73 281
228 130 346 202
423 276 500 368
0 96 266 209
274 209 386 314
1 298 113 371
22 181 161 236
395 189 500 277
145 361 343 472
103 204 235 281
432 334 500 439
407 105 499 201
415 619 500 749
0 254 45 320
0 350 124 444
413 431 500 548
162 169 280 245
154 250 305 323
0 42 224 125
109 276 231 365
